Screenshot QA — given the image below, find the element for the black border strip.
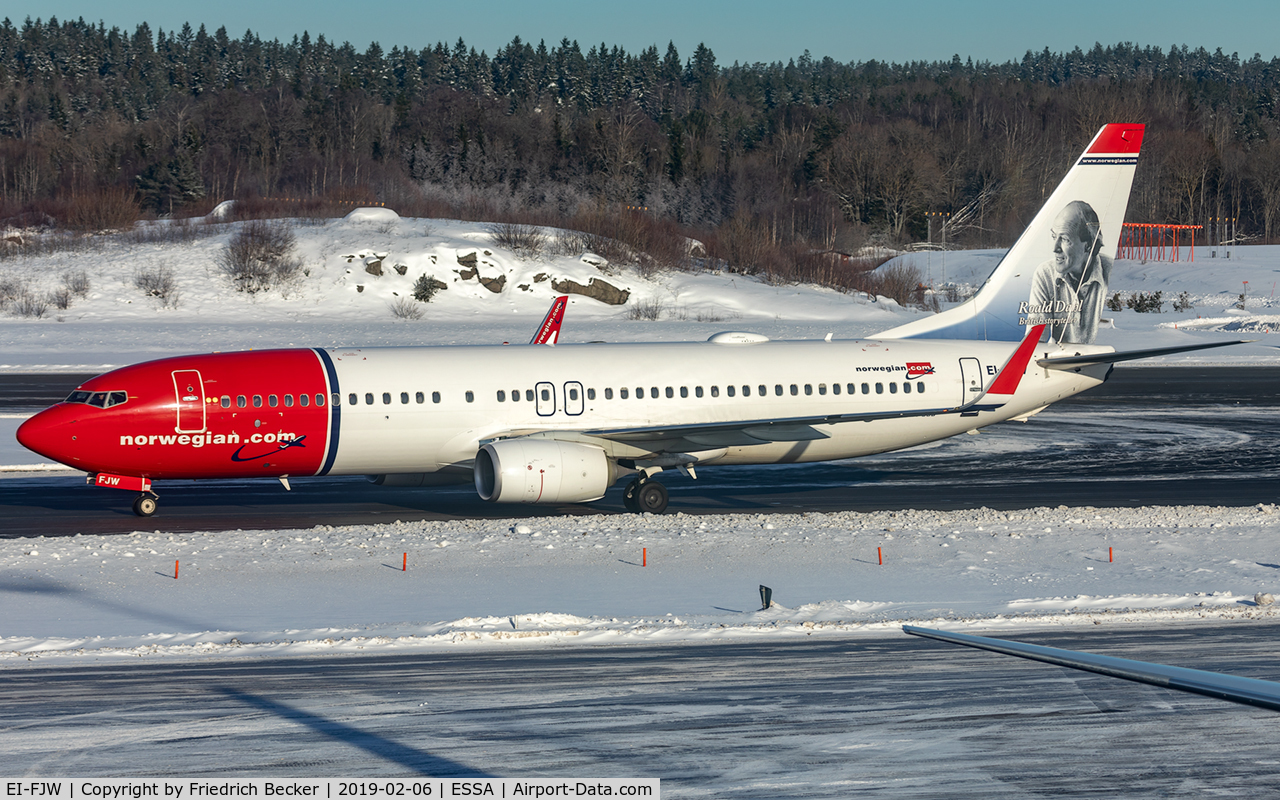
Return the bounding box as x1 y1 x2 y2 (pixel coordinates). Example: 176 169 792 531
314 348 341 475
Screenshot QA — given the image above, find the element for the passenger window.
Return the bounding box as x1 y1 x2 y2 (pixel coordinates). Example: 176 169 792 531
620 388 629 399
832 383 841 395
349 393 357 405
861 383 870 394
636 387 644 399
284 394 294 407
775 385 783 396
401 392 409 404
300 394 309 407
605 388 614 399
497 390 506 402
650 387 659 399
727 385 736 397
665 387 673 399
804 384 812 396
742 385 750 397
903 382 912 394
511 389 520 402
889 383 898 394
268 394 278 407
758 385 766 397
253 395 263 408
695 386 703 398
237 395 247 408
711 386 719 397
433 391 441 403
790 384 798 396
365 393 374 405
416 391 425 403
570 388 580 401
221 395 231 408
875 383 884 394
917 382 926 394
818 384 827 395
382 392 391 405
587 388 596 400
317 393 327 406
680 387 688 398
541 389 550 401
466 391 474 403
525 389 534 401
848 383 857 395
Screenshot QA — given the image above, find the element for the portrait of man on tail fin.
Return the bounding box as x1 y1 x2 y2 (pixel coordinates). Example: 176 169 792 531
1025 200 1112 344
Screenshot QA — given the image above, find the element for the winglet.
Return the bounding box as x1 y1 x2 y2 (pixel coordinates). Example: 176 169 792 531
984 324 1046 398
530 296 568 345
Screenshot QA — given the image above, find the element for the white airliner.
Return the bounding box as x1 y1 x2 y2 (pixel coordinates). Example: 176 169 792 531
16 123 1241 516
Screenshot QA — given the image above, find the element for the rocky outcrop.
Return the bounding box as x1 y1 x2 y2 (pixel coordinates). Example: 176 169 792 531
479 275 507 293
551 277 630 305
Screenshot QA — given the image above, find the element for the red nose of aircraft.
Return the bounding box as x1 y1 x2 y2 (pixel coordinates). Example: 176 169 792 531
16 405 78 466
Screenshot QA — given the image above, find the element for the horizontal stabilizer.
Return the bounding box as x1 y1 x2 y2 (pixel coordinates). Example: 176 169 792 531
1038 339 1249 369
904 625 1280 712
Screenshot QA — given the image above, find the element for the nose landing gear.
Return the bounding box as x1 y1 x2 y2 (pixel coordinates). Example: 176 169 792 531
132 494 158 517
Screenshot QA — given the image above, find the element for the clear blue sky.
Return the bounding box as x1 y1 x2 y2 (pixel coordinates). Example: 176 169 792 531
10 0 1280 65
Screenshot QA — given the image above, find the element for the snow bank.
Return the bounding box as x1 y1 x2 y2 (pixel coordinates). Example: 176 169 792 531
343 206 400 223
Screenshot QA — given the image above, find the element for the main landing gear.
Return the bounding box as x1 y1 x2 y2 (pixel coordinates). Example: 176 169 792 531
132 494 158 517
623 478 669 514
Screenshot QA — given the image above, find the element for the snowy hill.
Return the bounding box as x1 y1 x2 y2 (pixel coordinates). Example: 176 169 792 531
2 208 1276 370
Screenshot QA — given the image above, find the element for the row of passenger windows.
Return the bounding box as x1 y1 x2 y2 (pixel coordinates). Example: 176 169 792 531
350 391 448 406
219 393 328 409
494 381 927 401
219 381 928 410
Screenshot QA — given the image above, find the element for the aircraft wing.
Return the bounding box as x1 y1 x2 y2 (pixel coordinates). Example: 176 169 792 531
1038 339 1249 369
904 626 1280 712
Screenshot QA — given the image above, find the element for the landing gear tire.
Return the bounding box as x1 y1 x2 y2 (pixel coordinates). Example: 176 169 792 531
132 495 157 517
634 481 669 514
623 479 641 513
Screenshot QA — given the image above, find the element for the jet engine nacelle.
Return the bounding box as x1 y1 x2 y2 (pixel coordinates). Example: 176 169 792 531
475 439 618 504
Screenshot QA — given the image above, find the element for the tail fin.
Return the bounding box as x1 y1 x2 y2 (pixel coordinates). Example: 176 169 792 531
530 296 569 344
878 124 1144 344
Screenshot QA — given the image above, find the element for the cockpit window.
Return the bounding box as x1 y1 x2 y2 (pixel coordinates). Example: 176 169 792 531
65 390 128 408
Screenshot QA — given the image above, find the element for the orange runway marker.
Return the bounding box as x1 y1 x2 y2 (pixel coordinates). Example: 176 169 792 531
1109 547 1113 563
175 559 179 580
643 547 647 567
403 552 407 572
878 547 883 566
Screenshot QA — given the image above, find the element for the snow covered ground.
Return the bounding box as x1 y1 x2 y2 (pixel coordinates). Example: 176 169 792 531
2 212 1279 667
2 504 1277 665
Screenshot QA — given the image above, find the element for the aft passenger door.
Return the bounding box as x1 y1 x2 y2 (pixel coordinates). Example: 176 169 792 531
959 358 983 404
172 369 206 433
